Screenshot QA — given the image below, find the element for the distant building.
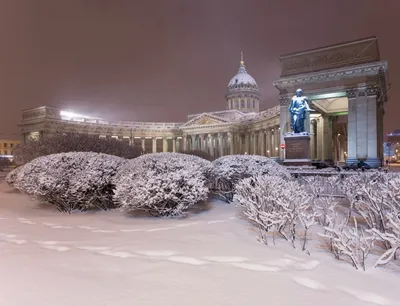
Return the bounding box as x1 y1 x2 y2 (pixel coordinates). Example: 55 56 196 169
19 37 389 167
0 137 20 157
386 130 400 161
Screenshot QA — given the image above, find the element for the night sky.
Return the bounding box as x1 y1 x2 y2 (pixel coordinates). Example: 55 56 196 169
1 0 399 137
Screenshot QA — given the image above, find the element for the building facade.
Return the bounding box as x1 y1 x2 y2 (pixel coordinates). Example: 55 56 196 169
0 137 20 156
19 37 389 167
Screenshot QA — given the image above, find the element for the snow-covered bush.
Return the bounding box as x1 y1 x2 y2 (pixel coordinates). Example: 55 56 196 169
114 153 211 217
336 172 400 268
180 150 214 161
12 152 125 212
300 175 340 227
233 175 311 247
5 165 26 186
210 155 290 202
319 218 375 271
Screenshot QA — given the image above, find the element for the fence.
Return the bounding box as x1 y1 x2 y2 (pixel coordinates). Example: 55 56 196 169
289 170 359 198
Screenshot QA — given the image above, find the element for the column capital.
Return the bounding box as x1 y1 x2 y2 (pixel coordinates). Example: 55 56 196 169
279 96 291 106
366 85 380 97
346 89 357 99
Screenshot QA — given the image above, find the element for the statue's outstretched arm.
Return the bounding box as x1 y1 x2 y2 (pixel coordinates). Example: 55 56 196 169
304 99 313 111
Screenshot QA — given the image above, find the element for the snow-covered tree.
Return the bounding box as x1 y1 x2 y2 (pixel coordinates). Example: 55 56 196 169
11 152 125 212
210 155 290 202
113 153 211 217
233 175 311 247
13 132 143 165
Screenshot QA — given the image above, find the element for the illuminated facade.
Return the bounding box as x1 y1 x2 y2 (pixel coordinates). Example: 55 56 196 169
0 138 20 156
20 37 389 167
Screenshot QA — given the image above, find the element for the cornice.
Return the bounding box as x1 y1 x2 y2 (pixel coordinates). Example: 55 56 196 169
273 61 388 92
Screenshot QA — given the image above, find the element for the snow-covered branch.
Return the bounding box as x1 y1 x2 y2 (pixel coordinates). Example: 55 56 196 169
210 155 290 202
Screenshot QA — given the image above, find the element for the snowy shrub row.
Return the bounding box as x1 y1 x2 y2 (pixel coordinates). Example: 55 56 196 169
7 152 287 217
234 171 400 271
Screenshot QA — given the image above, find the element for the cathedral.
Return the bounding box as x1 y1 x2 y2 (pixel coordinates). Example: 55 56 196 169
20 37 389 167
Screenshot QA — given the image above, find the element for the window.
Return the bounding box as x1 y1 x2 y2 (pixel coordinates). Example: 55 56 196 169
4 150 7 155
10 143 14 148
3 143 7 148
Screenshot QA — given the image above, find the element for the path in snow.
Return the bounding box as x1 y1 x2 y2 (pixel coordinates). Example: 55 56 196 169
0 182 399 306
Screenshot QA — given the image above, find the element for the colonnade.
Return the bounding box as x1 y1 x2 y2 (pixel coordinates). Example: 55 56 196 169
109 126 281 159
185 125 281 158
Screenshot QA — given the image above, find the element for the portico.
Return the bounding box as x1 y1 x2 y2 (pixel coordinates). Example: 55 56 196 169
274 37 388 168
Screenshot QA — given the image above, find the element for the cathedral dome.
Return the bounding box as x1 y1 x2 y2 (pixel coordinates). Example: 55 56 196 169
226 53 260 113
228 63 258 88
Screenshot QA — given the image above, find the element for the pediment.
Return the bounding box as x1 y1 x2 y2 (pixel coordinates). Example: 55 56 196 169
181 113 229 128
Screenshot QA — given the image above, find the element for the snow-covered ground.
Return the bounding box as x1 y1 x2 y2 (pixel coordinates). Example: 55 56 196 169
1 180 400 306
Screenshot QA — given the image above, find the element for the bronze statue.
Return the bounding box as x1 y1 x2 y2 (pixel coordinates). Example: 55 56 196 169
289 89 313 133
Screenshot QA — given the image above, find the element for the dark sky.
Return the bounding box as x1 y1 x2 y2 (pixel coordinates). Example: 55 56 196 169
1 0 399 137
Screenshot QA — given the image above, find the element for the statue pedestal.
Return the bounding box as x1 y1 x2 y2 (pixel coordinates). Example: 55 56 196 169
283 133 312 166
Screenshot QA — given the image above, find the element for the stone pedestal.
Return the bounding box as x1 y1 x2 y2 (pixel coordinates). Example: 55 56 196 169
283 133 312 166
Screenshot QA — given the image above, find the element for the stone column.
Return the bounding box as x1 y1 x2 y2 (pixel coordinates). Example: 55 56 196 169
183 136 187 151
229 132 234 155
141 138 145 152
163 137 167 152
366 87 379 166
259 131 265 156
209 134 214 156
346 89 358 165
265 129 271 157
275 127 280 157
310 119 316 160
198 135 203 151
172 137 176 152
218 133 224 157
316 115 333 163
152 137 157 153
244 133 250 154
271 129 276 157
279 97 291 160
252 133 257 155
346 86 381 167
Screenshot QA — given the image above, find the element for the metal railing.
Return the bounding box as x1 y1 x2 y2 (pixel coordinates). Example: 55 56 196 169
289 170 358 198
